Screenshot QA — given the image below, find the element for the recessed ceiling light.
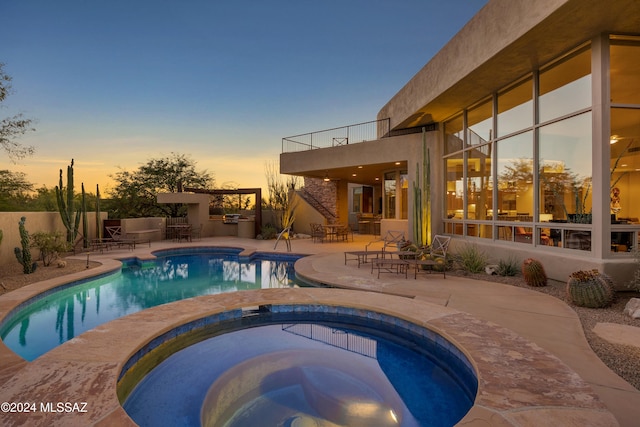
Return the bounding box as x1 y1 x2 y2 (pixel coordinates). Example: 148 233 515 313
395 162 401 165
357 166 363 169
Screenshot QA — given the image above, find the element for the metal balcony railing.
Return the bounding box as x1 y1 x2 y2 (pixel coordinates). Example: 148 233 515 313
281 118 391 153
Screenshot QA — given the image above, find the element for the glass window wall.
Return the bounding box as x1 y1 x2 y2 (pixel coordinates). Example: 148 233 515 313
610 37 640 105
467 99 493 145
444 114 464 154
445 153 464 220
384 170 409 220
539 113 592 223
539 48 591 123
466 143 493 222
442 38 640 255
496 131 533 220
384 171 396 219
497 78 533 137
610 108 640 223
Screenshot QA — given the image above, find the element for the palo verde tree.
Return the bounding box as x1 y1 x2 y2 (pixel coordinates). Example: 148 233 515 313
264 161 299 230
108 152 213 218
1 63 35 162
0 169 34 211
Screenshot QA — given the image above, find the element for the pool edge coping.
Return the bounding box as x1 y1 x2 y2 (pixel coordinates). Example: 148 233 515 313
0 288 618 427
0 242 621 426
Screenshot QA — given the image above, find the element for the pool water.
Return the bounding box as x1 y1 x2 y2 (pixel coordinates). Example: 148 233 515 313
0 249 303 361
123 321 476 427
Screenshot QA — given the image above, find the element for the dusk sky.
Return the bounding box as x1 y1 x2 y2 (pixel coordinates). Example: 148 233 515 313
2 0 487 195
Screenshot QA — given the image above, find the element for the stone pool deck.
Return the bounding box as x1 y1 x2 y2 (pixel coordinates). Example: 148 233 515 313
0 235 638 426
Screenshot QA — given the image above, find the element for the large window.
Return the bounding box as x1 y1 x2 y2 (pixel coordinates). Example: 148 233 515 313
445 114 464 154
384 170 408 220
384 172 396 219
466 144 493 222
610 36 640 105
539 113 592 222
610 108 640 223
609 36 640 253
442 38 640 254
467 99 492 145
497 78 533 137
445 153 464 219
539 47 591 123
443 43 594 249
497 131 533 219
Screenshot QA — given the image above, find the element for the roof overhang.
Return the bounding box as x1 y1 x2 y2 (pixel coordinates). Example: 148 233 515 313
378 0 640 128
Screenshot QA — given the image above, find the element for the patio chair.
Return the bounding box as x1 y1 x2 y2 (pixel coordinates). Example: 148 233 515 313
411 235 451 278
191 224 203 240
365 230 406 253
176 224 193 242
336 224 353 242
310 223 325 243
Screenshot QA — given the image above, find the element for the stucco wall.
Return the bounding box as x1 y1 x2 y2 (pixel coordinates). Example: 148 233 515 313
292 193 327 235
0 212 106 268
448 237 637 290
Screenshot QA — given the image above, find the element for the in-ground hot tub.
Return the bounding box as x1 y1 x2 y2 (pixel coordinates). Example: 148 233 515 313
120 306 478 427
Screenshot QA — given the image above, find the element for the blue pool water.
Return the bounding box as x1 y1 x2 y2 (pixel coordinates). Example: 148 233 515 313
123 314 477 427
0 248 303 361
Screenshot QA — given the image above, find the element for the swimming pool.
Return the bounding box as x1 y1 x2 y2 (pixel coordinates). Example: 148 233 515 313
0 247 304 361
121 307 478 427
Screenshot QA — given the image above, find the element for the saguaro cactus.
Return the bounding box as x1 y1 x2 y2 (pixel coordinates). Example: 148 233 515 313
566 270 615 308
14 216 36 274
81 183 88 248
95 184 102 241
55 159 82 245
522 258 547 287
413 127 431 247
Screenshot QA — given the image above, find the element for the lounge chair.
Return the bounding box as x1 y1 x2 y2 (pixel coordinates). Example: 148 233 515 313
103 226 137 250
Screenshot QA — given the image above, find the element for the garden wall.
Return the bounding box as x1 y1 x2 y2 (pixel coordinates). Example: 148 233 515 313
0 212 106 268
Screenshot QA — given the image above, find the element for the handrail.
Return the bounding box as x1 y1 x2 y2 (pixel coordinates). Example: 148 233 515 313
281 120 439 153
282 118 391 153
299 189 338 222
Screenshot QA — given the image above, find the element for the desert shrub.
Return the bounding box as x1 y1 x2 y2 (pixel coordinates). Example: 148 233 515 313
496 256 519 277
453 244 488 274
31 231 72 266
260 224 277 240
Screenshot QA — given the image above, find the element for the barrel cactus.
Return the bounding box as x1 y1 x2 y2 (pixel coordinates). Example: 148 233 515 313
522 258 547 287
566 270 615 308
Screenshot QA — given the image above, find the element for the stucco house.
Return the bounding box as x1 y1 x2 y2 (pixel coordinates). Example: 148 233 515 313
280 0 640 285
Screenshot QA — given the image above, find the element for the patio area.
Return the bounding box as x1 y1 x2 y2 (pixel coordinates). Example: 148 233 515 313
0 235 639 426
